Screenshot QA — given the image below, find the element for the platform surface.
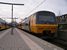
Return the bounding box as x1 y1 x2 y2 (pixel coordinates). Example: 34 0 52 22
0 28 64 50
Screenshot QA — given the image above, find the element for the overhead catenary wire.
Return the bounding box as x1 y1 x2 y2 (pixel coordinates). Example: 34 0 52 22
25 0 46 17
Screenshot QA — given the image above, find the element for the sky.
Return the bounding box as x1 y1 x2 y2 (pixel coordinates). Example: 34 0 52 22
0 0 67 23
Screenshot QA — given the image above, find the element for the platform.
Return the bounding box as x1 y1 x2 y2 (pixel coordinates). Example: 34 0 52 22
0 28 64 50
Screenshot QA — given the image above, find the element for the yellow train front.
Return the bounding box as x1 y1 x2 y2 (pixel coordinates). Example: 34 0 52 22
21 11 58 38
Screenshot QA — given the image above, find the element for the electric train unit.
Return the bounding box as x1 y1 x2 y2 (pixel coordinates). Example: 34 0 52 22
19 11 58 37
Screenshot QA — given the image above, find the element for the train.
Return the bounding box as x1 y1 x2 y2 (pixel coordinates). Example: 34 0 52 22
0 23 10 31
17 23 22 29
18 11 58 38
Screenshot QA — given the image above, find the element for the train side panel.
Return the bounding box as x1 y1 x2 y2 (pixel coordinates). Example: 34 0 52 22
22 17 30 31
30 14 38 33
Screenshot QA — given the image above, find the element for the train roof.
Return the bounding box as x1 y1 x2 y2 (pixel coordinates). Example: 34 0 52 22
23 11 55 20
0 18 6 23
29 11 55 16
36 11 55 15
37 11 55 14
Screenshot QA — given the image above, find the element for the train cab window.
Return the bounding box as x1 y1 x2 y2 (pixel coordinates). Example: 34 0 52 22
36 13 56 24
